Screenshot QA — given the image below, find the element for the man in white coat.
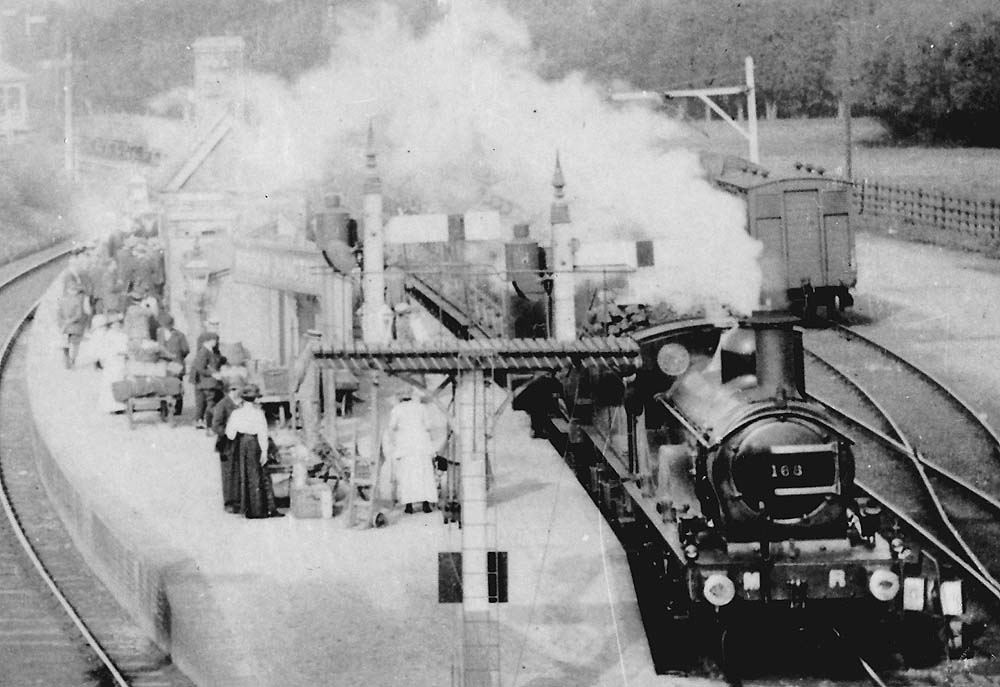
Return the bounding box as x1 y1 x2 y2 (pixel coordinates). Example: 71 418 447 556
385 390 439 514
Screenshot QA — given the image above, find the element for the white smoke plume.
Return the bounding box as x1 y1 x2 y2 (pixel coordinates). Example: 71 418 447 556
237 0 762 314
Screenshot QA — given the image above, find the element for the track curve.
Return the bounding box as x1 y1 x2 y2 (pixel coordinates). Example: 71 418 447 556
804 325 1000 598
0 248 195 686
804 325 1000 499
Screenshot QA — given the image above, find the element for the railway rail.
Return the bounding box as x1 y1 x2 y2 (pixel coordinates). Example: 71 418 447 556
804 324 1000 504
0 246 194 686
804 326 1000 602
402 277 1000 680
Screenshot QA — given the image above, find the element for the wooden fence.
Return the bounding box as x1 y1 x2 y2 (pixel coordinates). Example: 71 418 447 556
849 179 1000 246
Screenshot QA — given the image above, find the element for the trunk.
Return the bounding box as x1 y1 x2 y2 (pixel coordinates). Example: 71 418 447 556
765 100 778 121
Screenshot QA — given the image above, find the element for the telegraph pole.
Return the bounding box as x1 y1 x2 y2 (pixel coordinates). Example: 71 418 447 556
745 56 759 164
63 35 74 180
843 97 853 181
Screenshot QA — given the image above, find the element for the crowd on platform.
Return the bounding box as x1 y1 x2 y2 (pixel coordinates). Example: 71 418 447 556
54 230 457 523
53 231 285 519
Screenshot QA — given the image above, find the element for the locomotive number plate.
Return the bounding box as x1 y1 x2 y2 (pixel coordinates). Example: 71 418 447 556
768 443 838 496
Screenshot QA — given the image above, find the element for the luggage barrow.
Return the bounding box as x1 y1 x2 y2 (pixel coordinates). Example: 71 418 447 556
125 394 176 430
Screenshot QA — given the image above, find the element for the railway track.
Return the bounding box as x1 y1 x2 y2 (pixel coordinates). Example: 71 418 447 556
0 247 194 686
400 287 1000 676
804 326 1000 602
804 325 1000 502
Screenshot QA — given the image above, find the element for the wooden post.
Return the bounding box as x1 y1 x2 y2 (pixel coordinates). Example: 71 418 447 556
842 96 853 181
745 56 760 164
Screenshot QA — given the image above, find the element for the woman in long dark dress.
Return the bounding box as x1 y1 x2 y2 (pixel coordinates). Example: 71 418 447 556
225 384 283 519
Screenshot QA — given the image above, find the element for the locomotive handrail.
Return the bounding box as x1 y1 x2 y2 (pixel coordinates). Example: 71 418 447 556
653 393 712 450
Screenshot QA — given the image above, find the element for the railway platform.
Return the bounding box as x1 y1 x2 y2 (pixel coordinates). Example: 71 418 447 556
20 229 1000 687
24 285 668 686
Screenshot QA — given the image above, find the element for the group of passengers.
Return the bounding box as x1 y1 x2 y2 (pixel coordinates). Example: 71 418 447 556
57 233 453 522
56 231 287 519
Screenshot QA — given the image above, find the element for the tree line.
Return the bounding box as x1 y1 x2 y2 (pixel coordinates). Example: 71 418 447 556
511 0 1000 145
13 0 998 145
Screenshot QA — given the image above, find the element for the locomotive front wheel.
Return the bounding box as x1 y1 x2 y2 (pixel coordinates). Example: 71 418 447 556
718 620 767 680
897 613 947 668
946 619 964 658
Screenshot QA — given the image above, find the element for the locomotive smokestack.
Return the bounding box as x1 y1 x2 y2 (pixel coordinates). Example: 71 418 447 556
747 266 804 399
751 313 804 401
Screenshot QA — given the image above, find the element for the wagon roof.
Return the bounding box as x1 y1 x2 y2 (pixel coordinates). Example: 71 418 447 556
716 173 853 193
715 156 853 192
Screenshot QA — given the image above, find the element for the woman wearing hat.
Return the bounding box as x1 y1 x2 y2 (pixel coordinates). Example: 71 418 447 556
384 389 439 514
79 313 128 413
212 382 244 513
225 384 283 519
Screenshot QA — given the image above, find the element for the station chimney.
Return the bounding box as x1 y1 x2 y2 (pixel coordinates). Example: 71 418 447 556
362 121 388 343
549 154 576 342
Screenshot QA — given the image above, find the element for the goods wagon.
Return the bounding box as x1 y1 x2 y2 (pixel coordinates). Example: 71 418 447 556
716 157 857 319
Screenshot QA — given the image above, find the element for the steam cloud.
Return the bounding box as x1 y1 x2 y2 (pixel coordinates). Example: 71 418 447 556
236 0 762 314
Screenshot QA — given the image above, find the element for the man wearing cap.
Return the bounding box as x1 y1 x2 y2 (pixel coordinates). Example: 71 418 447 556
212 382 243 512
196 318 221 351
191 331 224 429
226 384 283 518
157 313 190 416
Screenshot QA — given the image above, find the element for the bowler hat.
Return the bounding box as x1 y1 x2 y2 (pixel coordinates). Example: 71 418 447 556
240 383 261 401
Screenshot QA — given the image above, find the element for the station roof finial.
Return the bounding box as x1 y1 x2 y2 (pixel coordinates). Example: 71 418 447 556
552 151 565 199
366 120 376 170
550 151 569 225
364 119 381 194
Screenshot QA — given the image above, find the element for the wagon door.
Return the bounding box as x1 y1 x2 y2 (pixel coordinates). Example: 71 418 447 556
783 190 825 288
820 189 855 287
753 193 788 295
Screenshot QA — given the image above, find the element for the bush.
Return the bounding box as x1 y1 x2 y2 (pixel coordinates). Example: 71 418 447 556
0 140 73 263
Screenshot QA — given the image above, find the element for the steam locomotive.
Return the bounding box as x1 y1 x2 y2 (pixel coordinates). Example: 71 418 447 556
547 312 961 673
